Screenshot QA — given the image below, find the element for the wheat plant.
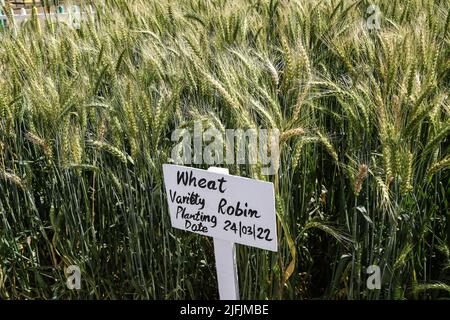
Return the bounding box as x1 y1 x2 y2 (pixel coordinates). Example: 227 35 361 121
0 0 449 299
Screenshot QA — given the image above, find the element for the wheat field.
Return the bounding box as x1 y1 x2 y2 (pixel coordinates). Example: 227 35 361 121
0 0 449 299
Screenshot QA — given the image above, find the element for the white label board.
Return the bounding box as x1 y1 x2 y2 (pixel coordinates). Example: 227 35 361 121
162 164 278 252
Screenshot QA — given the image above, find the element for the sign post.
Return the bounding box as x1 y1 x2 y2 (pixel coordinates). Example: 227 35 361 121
162 164 278 300
208 167 239 300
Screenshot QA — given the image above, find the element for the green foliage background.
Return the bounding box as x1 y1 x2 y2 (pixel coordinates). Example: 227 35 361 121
0 0 449 299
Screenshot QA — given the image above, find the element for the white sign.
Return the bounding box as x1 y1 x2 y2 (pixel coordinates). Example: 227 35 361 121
162 164 278 252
